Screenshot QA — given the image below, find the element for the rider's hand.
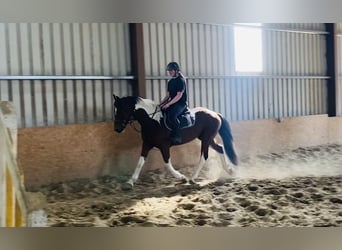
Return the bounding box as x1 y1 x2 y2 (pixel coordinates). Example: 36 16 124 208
163 103 171 110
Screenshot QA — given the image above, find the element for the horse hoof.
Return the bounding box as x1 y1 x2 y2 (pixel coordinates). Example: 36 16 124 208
189 179 197 185
175 177 188 186
121 182 133 191
180 177 188 184
228 167 237 177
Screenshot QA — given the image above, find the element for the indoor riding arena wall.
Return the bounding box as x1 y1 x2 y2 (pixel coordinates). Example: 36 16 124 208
3 22 342 189
19 115 342 188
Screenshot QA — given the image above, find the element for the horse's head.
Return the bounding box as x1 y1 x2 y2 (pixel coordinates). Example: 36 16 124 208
113 95 139 133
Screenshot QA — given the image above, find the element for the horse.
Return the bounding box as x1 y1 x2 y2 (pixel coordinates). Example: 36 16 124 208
113 94 238 188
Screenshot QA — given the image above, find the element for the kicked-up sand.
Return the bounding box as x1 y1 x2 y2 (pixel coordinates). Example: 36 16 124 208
34 144 342 227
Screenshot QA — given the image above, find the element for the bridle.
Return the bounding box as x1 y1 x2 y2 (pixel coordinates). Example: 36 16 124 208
113 107 134 131
114 102 161 133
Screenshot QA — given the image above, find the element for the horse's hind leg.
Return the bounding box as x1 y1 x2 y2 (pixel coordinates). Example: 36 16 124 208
210 139 235 175
191 155 206 182
191 141 209 182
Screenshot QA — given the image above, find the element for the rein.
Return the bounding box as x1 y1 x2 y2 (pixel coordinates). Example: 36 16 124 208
148 106 160 119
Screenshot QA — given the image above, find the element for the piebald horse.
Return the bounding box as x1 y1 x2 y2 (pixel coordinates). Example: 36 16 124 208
113 95 238 188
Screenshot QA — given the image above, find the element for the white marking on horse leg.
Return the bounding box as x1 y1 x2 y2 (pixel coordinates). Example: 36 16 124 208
191 155 206 182
219 152 229 167
218 146 237 176
165 160 186 180
214 143 228 165
127 156 145 186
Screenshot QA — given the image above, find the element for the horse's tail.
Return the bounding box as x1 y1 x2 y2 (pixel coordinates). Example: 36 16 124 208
218 114 238 165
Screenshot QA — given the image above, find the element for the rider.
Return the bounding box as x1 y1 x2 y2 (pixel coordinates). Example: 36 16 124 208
159 62 188 144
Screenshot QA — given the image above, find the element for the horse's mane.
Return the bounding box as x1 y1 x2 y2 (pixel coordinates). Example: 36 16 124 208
122 96 141 104
135 97 161 122
121 96 156 106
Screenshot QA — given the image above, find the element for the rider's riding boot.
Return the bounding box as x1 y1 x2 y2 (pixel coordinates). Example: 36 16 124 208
170 129 182 144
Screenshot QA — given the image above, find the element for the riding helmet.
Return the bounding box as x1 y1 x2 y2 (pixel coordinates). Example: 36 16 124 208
166 62 180 71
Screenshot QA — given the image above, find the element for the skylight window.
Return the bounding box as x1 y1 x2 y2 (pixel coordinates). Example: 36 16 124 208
233 23 263 73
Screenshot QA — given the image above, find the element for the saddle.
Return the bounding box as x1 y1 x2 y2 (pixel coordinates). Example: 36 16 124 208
161 108 196 131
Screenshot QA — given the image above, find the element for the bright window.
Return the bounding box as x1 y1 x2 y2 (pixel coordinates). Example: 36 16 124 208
234 23 263 73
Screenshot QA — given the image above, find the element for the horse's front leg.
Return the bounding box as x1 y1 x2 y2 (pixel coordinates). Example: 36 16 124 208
126 156 145 187
125 143 152 188
160 146 187 182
